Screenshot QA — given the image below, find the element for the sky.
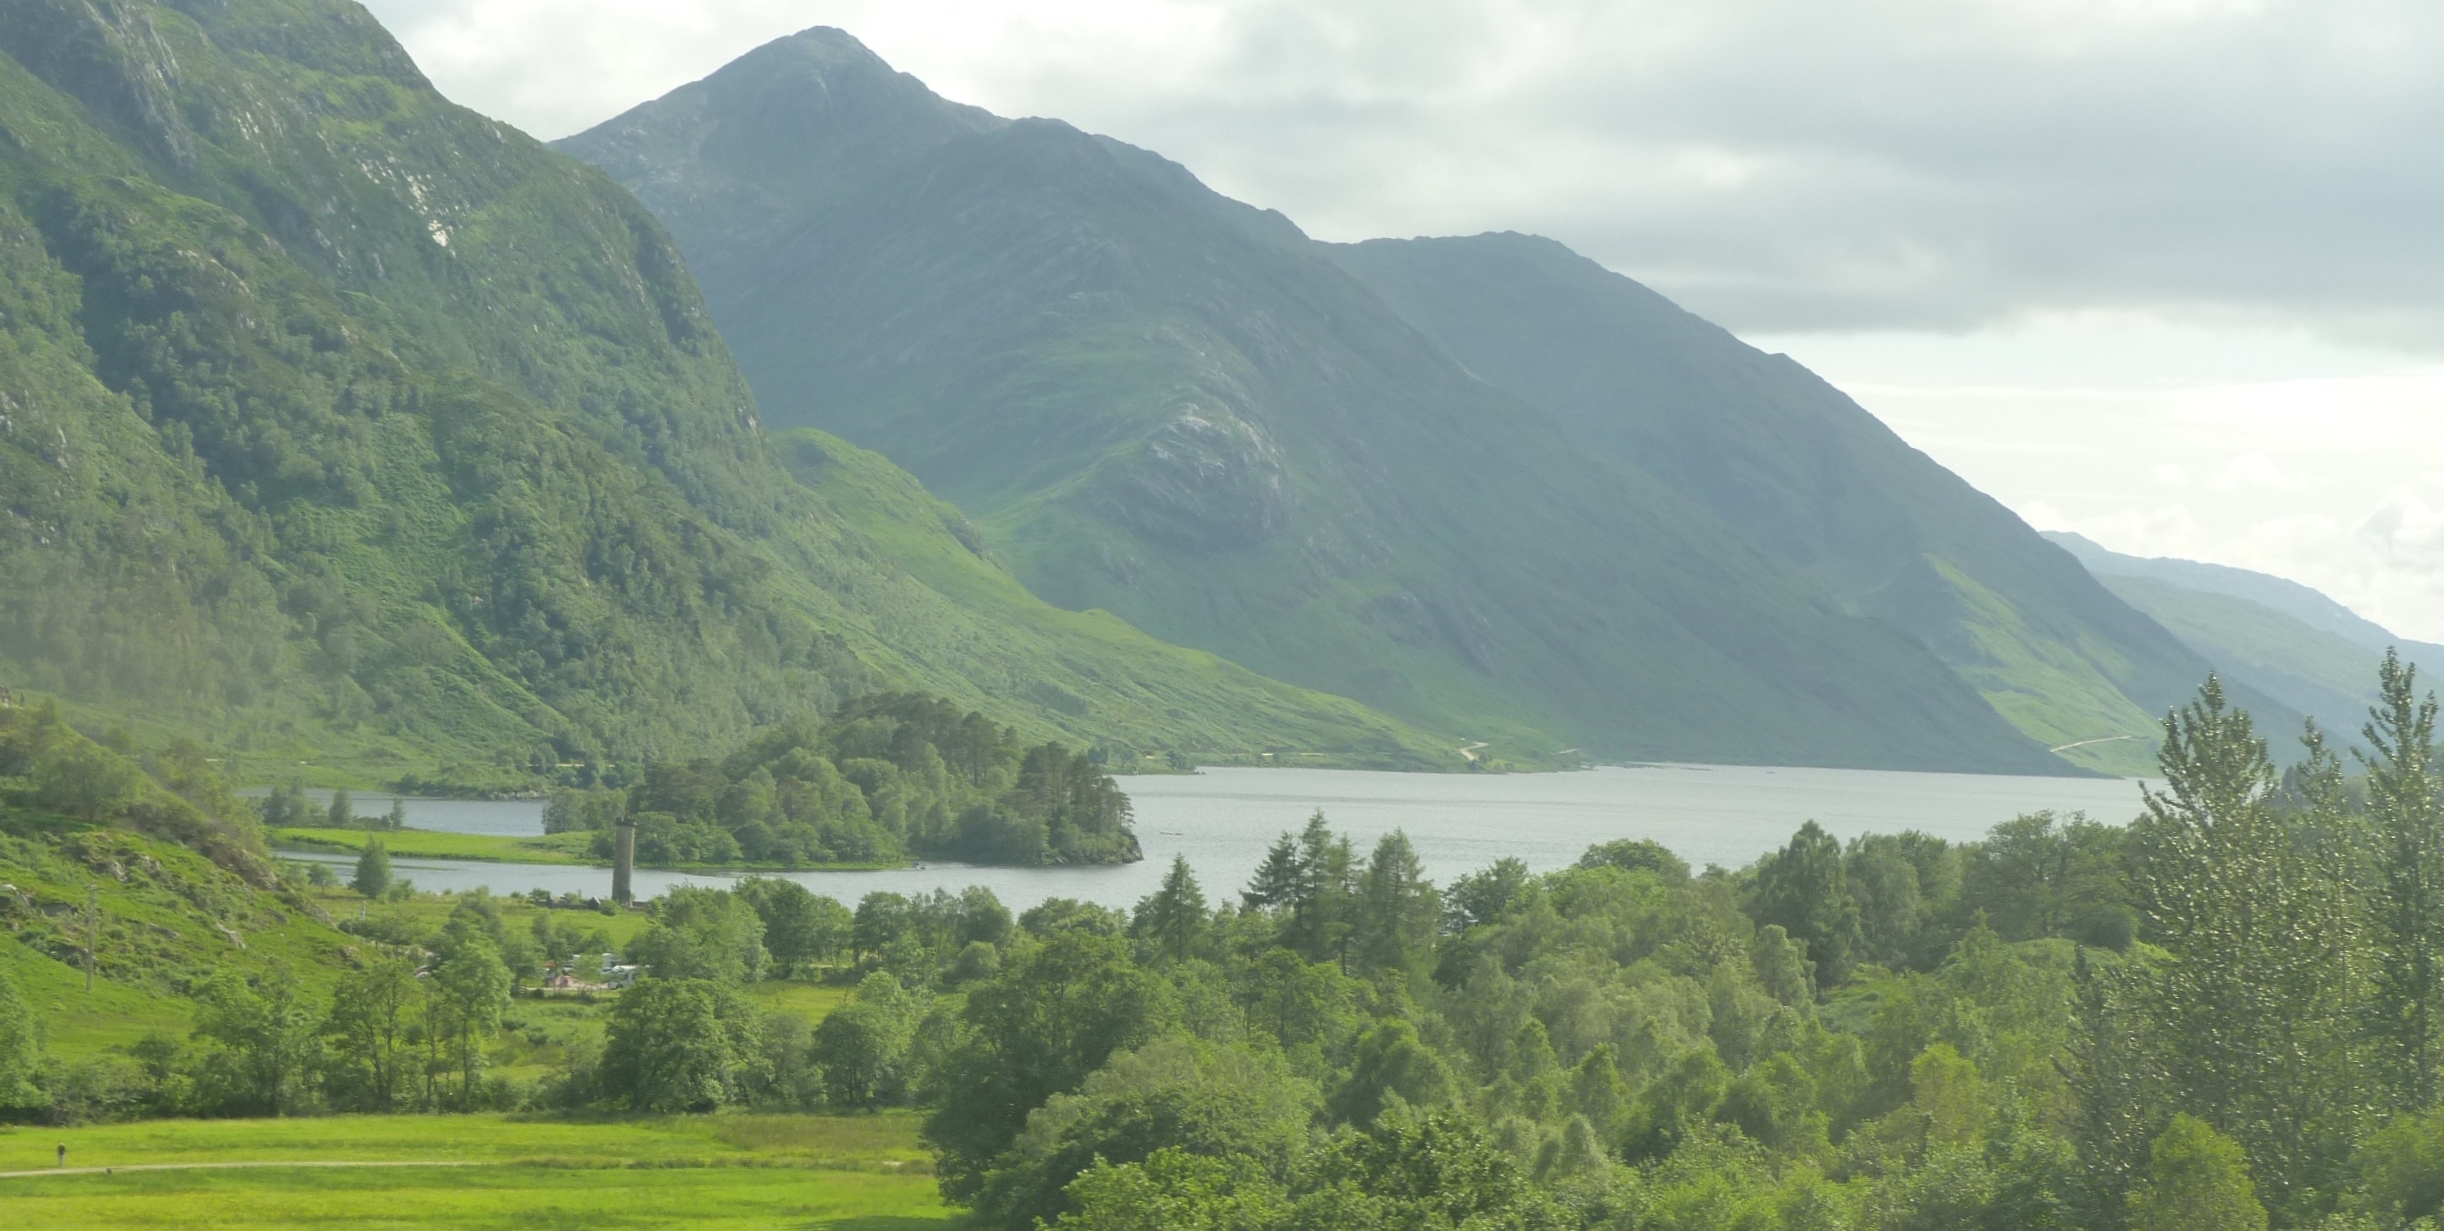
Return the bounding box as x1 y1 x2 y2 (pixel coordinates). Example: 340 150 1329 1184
358 0 2444 636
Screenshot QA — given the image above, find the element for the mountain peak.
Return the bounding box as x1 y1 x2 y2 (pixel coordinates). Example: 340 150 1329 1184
690 25 924 102
555 25 1000 268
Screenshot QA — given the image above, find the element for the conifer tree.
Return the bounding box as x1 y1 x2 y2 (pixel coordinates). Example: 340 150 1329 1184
1244 833 1301 910
327 788 353 829
1133 856 1208 963
1354 831 1438 976
2133 678 2362 1213
1287 812 1355 964
2361 648 2444 1110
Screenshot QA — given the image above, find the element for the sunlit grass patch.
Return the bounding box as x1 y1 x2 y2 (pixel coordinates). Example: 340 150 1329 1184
0 1113 953 1230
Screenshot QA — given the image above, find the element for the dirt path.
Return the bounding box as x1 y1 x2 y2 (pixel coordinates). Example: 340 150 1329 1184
2048 734 2143 753
0 1159 482 1179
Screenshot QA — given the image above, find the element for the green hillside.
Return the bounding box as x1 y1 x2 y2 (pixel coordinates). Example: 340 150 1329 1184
2095 575 2381 734
2044 532 2444 738
1321 232 2303 775
2046 529 2415 650
564 29 2070 775
0 0 1445 786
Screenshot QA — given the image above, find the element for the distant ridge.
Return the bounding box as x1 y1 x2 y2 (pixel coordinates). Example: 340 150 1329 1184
2044 531 2402 651
2044 532 2444 739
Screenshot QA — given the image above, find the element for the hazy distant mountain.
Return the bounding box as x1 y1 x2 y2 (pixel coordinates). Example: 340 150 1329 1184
564 28 2075 774
0 0 1448 782
2046 532 2444 738
2046 532 2402 650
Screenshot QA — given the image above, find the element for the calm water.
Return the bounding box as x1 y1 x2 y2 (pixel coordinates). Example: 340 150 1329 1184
256 790 546 837
283 765 2151 911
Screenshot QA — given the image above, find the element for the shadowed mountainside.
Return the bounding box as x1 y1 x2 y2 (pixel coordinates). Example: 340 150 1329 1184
1322 232 2306 773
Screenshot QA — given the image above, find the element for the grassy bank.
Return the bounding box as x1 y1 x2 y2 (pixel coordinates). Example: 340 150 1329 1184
270 828 597 865
0 1112 952 1229
271 828 911 872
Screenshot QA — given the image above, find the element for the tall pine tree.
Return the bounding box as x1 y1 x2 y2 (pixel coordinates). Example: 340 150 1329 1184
1244 834 1301 910
1354 831 1439 976
2361 648 2444 1110
1288 812 1356 965
2133 677 2363 1216
1133 856 1209 963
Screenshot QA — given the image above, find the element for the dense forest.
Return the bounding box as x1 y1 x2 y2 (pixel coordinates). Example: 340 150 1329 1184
538 693 1139 868
12 660 2444 1229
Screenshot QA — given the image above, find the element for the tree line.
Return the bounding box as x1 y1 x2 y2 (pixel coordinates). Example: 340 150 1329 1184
12 660 2444 1228
516 659 2444 1231
542 693 1139 868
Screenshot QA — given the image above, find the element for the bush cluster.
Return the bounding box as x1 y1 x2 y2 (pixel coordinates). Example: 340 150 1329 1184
546 693 1139 868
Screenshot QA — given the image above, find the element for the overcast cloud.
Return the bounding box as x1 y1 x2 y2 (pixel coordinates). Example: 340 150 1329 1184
358 0 2444 636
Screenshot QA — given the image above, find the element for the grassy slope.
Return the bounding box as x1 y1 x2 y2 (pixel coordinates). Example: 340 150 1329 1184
0 819 361 1058
0 808 865 1088
0 0 1441 788
1321 232 2312 775
775 429 1454 768
0 810 662 1058
2051 530 2444 738
2096 574 2393 739
566 31 2069 776
0 1113 950 1230
1932 562 2163 775
268 828 596 865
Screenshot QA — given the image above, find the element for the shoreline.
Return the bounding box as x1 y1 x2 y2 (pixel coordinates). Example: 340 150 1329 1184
267 827 912 873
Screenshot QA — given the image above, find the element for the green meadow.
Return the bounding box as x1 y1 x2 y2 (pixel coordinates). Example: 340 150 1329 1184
271 828 599 866
0 1113 953 1230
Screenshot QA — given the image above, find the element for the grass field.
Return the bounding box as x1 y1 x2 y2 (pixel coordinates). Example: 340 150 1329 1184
272 828 599 865
0 1113 954 1229
297 885 655 945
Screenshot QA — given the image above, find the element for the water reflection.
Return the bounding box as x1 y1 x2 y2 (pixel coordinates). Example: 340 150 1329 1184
281 764 2149 912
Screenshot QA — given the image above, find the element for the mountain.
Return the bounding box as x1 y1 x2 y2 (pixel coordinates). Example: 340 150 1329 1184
563 29 2078 775
2045 532 2444 738
1317 233 2299 776
0 0 1452 786
2045 532 2407 652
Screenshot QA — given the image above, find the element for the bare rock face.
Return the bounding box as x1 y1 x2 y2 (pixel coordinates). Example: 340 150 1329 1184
0 0 196 168
1092 406 1290 554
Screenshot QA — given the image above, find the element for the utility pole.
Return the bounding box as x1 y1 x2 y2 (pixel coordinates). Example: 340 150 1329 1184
84 884 97 993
